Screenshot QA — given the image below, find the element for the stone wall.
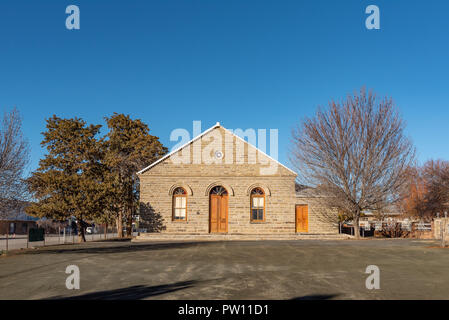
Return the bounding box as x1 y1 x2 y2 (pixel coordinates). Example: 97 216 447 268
139 125 338 235
295 196 339 234
139 176 296 234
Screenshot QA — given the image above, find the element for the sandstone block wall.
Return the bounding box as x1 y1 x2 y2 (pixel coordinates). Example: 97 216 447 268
139 125 338 235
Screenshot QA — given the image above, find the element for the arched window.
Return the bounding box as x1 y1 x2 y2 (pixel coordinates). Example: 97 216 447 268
210 186 228 196
250 187 265 222
172 187 187 221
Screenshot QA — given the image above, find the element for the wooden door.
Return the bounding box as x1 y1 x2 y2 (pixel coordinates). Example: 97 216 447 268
295 205 308 233
210 194 228 233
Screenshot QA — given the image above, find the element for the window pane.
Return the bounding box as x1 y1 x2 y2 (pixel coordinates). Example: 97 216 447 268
252 197 257 208
174 208 186 219
251 209 264 221
252 209 258 220
252 197 264 208
180 197 186 208
258 209 264 220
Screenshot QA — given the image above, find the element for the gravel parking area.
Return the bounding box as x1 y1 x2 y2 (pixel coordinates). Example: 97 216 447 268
0 239 448 300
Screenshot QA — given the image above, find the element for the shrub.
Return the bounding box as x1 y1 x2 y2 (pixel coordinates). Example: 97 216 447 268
380 223 410 238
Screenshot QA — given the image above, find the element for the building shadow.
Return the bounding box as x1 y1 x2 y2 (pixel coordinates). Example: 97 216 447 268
47 280 198 300
290 294 339 300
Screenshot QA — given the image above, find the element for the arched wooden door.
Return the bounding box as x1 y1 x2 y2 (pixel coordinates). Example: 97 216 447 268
209 186 228 233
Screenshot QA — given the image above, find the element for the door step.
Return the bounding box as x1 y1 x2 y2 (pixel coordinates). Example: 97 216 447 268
132 233 351 242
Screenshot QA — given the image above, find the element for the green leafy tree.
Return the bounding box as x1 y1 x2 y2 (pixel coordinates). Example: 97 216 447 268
103 113 167 237
26 116 105 242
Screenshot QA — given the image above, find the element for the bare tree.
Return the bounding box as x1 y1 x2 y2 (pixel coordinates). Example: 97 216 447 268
0 108 30 218
400 160 449 220
291 88 415 238
400 166 427 219
421 160 449 217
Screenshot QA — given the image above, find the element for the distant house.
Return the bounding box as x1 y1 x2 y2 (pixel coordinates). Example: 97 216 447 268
138 122 338 236
0 203 37 235
361 205 403 222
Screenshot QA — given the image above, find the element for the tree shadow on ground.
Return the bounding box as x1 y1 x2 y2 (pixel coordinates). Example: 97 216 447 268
47 280 199 300
290 294 339 300
23 240 222 255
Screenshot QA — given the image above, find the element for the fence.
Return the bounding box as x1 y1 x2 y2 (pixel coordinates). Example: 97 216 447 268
339 220 438 238
339 223 374 237
0 230 120 252
433 218 449 239
416 223 432 231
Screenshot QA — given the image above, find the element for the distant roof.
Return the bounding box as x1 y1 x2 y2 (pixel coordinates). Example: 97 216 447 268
363 211 402 217
295 184 327 198
0 202 38 221
363 204 403 216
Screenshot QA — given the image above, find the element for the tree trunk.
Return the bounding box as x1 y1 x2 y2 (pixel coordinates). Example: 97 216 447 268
104 222 108 239
77 219 86 242
353 213 360 239
126 209 133 238
117 212 123 238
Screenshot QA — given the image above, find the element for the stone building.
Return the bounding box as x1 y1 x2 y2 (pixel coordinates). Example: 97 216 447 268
137 122 338 236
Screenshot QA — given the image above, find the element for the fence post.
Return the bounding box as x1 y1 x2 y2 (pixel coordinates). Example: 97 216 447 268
441 220 446 248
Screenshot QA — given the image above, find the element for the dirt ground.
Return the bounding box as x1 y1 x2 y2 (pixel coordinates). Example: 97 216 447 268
0 238 448 300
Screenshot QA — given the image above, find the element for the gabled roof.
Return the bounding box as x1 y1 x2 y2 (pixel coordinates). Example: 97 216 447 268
137 122 297 175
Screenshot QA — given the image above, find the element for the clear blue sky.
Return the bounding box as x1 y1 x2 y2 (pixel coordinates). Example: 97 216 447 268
0 0 448 173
